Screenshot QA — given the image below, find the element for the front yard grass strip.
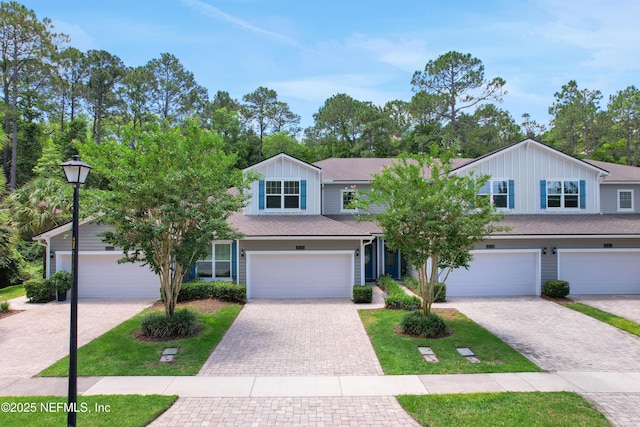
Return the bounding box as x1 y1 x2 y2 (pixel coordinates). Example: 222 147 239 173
359 308 539 374
0 395 177 427
397 392 610 427
40 304 242 376
0 284 25 300
563 301 640 337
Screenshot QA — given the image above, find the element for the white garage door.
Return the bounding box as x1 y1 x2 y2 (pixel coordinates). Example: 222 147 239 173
57 252 159 299
247 251 354 299
558 249 640 295
445 250 540 297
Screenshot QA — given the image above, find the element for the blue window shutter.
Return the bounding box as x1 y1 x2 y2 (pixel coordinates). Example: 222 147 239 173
579 180 586 209
300 180 307 210
508 180 515 209
258 180 265 210
231 241 237 281
540 180 547 209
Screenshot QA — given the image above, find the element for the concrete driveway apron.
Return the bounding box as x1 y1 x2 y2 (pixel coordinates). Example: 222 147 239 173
445 296 640 427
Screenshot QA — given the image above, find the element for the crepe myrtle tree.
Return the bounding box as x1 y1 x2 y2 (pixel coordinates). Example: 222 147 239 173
80 120 258 316
353 151 508 316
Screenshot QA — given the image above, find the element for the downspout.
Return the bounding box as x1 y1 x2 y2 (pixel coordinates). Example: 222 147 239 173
360 237 374 284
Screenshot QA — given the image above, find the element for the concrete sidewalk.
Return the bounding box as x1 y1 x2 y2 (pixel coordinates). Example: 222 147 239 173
2 371 640 397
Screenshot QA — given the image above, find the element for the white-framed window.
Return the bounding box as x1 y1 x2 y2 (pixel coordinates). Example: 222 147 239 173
617 189 634 212
478 179 510 208
547 180 579 208
196 241 232 281
266 180 300 210
341 189 356 212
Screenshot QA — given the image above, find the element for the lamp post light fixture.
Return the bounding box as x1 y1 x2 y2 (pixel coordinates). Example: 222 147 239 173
60 156 92 427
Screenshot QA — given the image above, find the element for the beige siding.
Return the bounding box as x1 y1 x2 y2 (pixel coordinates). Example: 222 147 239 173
238 240 362 285
245 156 322 215
459 142 602 214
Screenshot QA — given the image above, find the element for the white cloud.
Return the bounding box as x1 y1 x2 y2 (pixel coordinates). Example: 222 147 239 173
533 0 640 71
341 33 428 72
51 20 94 51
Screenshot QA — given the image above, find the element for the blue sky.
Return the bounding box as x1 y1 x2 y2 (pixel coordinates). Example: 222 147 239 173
20 0 640 130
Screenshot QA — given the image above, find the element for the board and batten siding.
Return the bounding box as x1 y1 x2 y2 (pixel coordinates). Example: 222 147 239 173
459 142 602 214
49 223 118 274
245 156 321 215
600 184 640 213
237 240 362 286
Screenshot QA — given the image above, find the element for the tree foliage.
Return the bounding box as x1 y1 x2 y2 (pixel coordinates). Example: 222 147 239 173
411 51 506 148
79 120 257 316
354 152 508 316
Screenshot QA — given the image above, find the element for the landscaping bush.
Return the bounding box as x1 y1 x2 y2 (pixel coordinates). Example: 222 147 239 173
378 276 422 310
0 300 9 312
404 277 447 302
140 308 197 339
543 280 570 299
24 277 53 303
177 280 246 303
400 310 448 338
48 270 72 294
352 285 372 303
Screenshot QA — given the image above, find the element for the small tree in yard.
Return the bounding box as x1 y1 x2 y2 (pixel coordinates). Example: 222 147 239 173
80 120 257 317
354 151 508 318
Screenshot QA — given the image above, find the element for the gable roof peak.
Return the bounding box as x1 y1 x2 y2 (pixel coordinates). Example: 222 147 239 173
243 152 321 172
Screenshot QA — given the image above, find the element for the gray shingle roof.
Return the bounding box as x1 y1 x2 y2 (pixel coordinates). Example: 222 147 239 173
495 214 640 236
229 213 371 237
584 160 640 182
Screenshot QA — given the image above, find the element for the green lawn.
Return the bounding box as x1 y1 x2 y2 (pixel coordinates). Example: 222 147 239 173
40 303 242 376
398 392 610 427
359 308 539 374
0 395 176 427
563 301 640 337
0 284 25 300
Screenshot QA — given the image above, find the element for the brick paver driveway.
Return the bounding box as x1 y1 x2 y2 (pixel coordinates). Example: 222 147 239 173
0 297 153 378
153 299 424 427
199 299 384 376
445 296 640 427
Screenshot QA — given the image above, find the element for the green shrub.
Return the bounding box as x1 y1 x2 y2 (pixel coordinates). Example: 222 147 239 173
400 310 448 338
139 308 197 339
48 270 72 293
379 276 422 310
0 300 9 312
543 280 570 298
403 277 447 303
177 281 246 303
433 282 447 302
24 277 53 303
352 285 372 303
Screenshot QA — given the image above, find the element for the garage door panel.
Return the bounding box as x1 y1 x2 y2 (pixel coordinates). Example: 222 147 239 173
446 251 539 297
58 253 159 299
559 251 640 295
248 252 353 299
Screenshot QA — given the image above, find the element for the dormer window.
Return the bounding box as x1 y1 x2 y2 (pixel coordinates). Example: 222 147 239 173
266 180 300 210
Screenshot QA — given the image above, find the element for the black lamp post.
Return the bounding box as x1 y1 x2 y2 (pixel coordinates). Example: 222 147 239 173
60 156 92 427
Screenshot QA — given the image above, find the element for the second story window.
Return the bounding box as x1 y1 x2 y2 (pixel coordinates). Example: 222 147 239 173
478 179 512 208
266 180 299 209
547 180 579 208
341 189 356 212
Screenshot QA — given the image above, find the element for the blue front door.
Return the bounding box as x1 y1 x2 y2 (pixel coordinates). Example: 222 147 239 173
385 245 400 279
365 242 376 281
